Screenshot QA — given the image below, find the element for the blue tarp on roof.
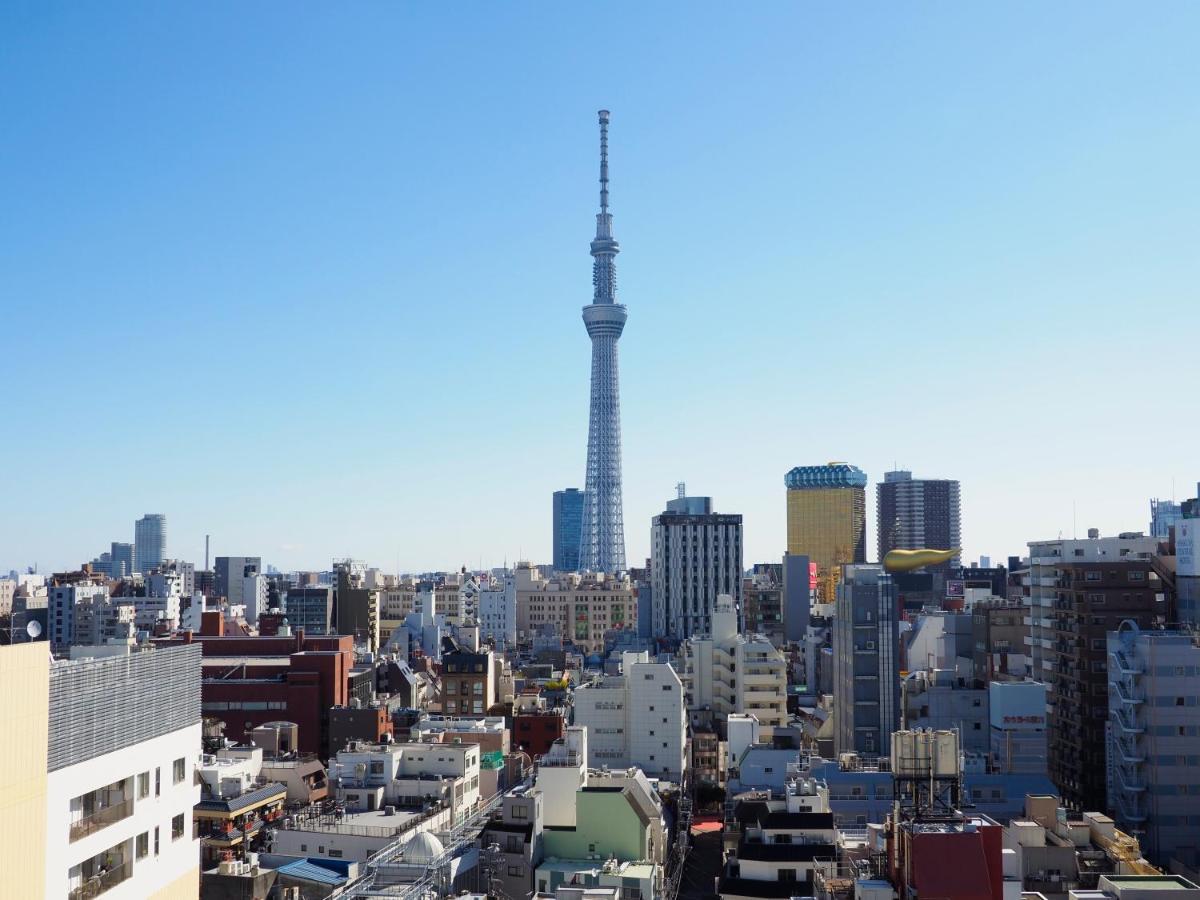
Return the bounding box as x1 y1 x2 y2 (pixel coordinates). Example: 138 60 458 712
276 859 349 886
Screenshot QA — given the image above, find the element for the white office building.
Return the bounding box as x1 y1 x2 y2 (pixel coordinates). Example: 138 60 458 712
571 651 686 781
46 643 202 899
680 594 788 730
650 493 742 640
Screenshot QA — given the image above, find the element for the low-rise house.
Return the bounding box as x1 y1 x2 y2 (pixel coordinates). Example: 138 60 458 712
720 776 837 899
194 746 287 866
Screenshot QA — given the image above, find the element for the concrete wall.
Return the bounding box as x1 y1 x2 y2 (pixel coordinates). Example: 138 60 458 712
0 643 49 900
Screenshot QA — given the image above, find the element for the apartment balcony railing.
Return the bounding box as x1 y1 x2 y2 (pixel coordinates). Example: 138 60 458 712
69 799 133 843
538 751 582 768
67 862 132 900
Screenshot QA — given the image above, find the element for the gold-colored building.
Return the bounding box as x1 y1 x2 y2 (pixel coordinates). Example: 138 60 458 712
784 462 868 572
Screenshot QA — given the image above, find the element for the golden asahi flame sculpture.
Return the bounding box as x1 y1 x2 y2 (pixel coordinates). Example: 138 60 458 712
883 548 960 573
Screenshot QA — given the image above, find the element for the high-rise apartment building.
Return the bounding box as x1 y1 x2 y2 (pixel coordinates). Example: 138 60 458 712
876 470 961 568
785 463 867 573
832 564 900 756
214 556 261 606
552 488 584 572
1028 531 1162 813
650 492 742 640
1108 623 1200 870
133 514 166 574
578 110 628 574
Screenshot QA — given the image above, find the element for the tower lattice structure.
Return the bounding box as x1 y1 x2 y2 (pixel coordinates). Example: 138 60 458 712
578 109 627 573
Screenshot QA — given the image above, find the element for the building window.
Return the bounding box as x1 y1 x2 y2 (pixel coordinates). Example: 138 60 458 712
136 832 149 859
137 772 149 799
512 805 528 819
329 849 343 858
173 758 186 784
154 826 160 856
509 865 524 877
155 768 160 797
171 814 185 840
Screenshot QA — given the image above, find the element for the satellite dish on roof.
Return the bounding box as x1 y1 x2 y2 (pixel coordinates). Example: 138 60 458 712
26 620 43 640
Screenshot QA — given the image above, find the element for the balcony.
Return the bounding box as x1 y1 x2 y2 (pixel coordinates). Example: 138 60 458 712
69 797 134 843
68 861 132 900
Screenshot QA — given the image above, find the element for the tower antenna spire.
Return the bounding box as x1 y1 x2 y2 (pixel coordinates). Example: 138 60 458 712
598 109 610 215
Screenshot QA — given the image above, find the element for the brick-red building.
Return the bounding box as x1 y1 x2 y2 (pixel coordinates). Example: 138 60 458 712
513 707 565 758
157 620 353 758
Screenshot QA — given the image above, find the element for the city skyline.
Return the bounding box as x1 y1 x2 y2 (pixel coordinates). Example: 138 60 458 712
3 5 1198 574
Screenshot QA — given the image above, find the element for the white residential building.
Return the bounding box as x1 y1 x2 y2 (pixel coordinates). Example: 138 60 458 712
139 571 183 630
679 594 788 730
45 643 202 899
479 570 517 650
650 493 743 640
572 651 686 781
328 740 481 825
72 590 137 648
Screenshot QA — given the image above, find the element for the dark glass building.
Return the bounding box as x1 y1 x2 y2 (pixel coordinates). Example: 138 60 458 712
552 488 584 572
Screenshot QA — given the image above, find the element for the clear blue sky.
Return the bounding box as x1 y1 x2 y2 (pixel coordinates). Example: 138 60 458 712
3 4 1198 575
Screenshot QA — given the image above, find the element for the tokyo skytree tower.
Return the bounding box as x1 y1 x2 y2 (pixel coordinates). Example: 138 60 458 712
578 109 627 573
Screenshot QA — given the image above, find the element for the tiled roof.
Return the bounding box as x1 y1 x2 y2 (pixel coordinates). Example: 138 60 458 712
195 782 287 815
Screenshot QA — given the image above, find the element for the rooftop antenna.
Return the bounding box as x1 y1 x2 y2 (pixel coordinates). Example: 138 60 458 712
1073 501 1077 540
676 482 686 500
